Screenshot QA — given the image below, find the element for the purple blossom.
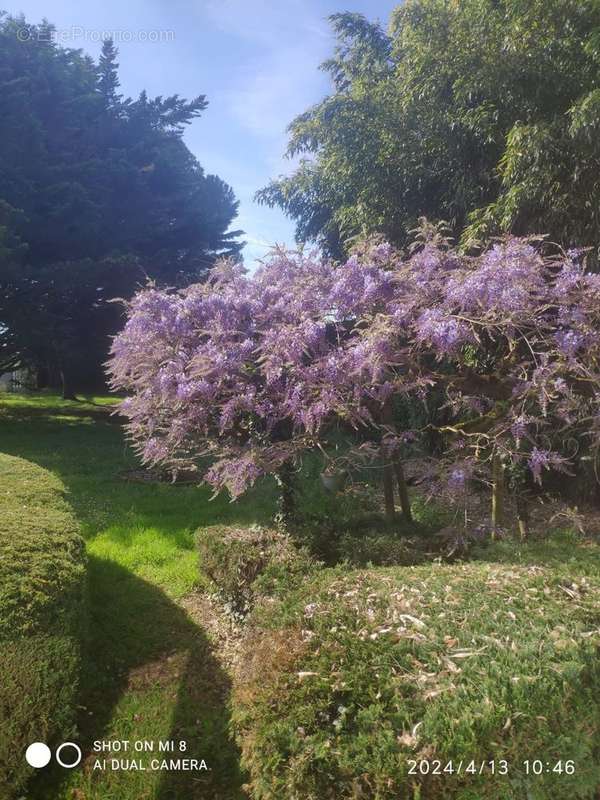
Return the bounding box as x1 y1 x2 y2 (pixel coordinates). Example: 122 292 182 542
447 468 468 491
415 308 472 354
445 240 547 316
205 456 264 499
555 330 586 358
510 416 530 443
527 448 571 485
108 234 600 502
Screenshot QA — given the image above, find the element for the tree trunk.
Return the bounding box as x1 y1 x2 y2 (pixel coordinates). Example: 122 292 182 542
382 459 396 522
60 368 77 401
491 453 505 536
515 491 529 540
393 460 413 522
274 461 295 529
380 399 396 523
35 364 49 390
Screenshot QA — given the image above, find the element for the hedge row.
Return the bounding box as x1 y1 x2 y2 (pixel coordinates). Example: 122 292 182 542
230 538 600 799
0 453 87 798
197 524 317 615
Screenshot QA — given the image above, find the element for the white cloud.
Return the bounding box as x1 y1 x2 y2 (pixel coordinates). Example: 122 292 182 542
203 0 330 45
201 0 333 141
193 0 341 266
228 51 320 140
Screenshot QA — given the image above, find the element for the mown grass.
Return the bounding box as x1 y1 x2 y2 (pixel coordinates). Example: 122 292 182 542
0 392 277 597
0 391 278 799
477 530 600 575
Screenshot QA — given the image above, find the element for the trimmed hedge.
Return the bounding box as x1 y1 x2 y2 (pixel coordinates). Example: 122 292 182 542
232 540 600 799
197 525 317 614
0 453 87 798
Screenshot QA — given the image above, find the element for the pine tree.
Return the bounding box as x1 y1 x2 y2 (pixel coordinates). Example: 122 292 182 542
0 14 243 396
97 38 121 108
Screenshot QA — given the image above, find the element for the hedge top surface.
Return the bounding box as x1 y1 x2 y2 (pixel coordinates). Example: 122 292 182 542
0 452 85 639
234 538 600 799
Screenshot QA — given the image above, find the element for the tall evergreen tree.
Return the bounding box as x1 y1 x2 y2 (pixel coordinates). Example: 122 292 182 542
97 38 122 108
0 13 243 396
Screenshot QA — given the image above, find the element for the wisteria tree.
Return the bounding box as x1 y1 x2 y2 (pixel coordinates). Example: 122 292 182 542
107 242 414 521
108 227 600 534
377 225 600 535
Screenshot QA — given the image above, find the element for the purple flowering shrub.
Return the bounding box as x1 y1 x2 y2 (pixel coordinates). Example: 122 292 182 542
408 237 600 492
108 230 600 518
108 244 396 500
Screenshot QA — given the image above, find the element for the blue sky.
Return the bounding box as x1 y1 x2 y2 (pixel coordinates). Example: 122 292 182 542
7 0 397 264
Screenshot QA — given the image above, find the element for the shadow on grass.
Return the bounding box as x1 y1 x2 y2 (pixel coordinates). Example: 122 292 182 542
0 402 257 798
30 557 245 800
0 406 277 542
0 401 121 423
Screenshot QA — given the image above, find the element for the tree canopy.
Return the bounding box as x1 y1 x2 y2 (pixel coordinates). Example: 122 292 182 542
108 228 600 539
0 14 242 394
257 1 600 258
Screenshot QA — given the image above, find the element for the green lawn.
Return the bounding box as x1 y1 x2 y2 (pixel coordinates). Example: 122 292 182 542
5 391 599 800
0 391 277 800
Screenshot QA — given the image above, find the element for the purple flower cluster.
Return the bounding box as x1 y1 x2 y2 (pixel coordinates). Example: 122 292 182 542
415 308 474 356
527 448 572 485
108 233 600 498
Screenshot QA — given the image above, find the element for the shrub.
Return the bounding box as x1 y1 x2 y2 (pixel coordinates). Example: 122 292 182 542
291 517 427 567
0 453 87 799
232 539 600 800
196 525 317 614
109 233 600 533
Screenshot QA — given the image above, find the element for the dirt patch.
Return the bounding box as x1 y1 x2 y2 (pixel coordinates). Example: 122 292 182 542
126 650 189 689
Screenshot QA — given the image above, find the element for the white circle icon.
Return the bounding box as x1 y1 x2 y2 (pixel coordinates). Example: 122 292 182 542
56 742 82 769
25 742 51 768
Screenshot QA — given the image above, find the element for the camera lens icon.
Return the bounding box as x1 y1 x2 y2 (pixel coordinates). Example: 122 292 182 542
56 742 82 769
16 27 31 41
25 741 82 769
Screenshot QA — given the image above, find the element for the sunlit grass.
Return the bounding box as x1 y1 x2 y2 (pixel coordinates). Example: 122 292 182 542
0 392 276 598
0 389 118 409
